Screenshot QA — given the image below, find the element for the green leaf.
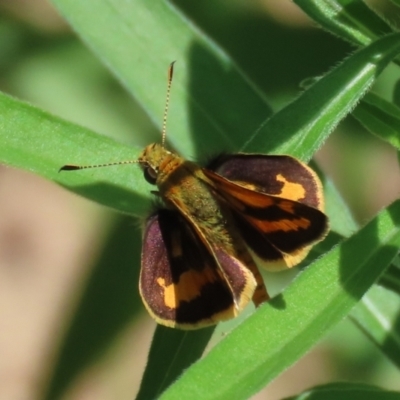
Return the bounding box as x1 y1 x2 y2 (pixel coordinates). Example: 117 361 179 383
379 263 400 296
160 200 400 400
317 164 358 237
136 326 214 400
244 33 400 160
0 92 153 215
285 382 400 400
293 0 393 46
49 0 272 158
352 92 400 150
351 285 400 370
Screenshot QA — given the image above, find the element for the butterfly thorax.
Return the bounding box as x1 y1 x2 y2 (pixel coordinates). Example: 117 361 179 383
139 144 234 239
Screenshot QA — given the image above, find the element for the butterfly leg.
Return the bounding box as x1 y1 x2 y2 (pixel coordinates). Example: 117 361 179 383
243 255 269 306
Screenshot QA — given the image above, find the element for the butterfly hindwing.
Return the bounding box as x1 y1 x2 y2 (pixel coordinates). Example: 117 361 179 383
140 209 248 329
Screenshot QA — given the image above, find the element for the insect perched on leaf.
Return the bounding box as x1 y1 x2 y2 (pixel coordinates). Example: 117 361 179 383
60 62 328 329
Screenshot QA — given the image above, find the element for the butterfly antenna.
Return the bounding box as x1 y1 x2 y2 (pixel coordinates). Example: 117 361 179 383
161 61 175 147
59 159 140 172
59 62 176 173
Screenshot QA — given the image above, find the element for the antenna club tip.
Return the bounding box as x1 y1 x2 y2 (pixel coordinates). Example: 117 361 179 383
59 165 80 172
168 61 176 80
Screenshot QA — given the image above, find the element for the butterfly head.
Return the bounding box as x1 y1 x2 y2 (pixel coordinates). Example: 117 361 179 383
138 143 163 184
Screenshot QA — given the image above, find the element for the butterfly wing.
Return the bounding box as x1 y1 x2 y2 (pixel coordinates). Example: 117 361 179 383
204 154 328 270
140 209 251 329
208 154 324 209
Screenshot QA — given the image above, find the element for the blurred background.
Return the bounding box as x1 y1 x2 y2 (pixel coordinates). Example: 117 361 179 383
0 0 400 399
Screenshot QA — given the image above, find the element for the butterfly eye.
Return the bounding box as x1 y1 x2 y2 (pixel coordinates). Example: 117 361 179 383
144 166 158 185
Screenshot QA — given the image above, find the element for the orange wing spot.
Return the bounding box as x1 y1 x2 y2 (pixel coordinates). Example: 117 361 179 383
233 190 275 207
251 217 311 233
156 267 219 309
277 200 295 214
276 174 305 202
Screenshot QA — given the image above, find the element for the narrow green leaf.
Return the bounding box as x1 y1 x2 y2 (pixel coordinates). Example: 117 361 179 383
136 326 214 400
293 0 393 46
0 92 153 215
352 92 400 150
319 168 358 237
160 200 400 400
285 382 400 400
379 263 400 296
351 285 400 369
244 33 400 160
50 0 272 158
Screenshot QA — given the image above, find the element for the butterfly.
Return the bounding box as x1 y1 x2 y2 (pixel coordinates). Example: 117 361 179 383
61 63 328 329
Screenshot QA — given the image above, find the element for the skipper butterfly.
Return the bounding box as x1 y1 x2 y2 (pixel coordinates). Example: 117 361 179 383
60 63 328 329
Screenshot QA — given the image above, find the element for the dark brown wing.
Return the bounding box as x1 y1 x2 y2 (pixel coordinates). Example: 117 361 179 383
203 156 328 269
207 153 324 210
140 209 248 329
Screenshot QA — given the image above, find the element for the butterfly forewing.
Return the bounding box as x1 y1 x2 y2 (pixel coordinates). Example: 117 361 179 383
208 154 324 209
140 209 242 329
